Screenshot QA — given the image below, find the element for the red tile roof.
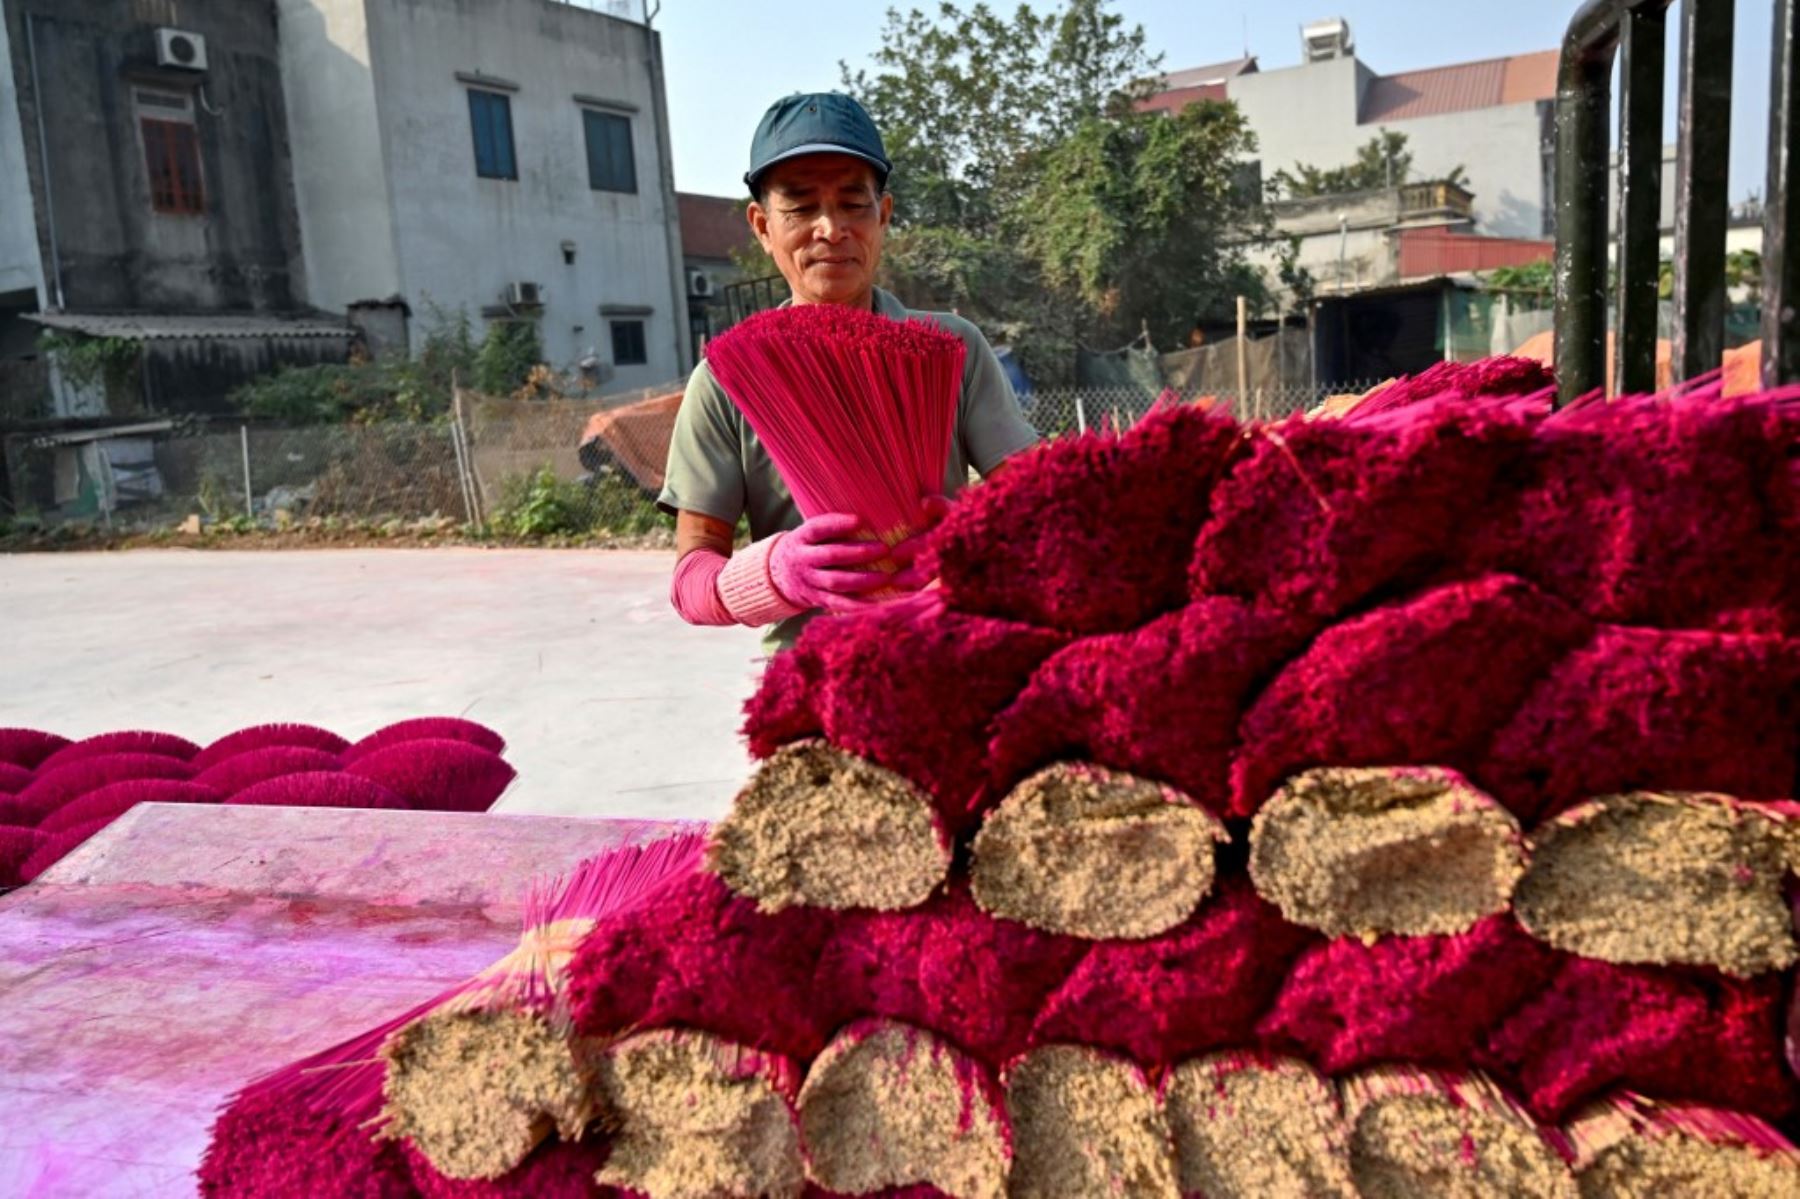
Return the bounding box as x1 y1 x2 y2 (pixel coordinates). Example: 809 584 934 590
1361 50 1558 123
1500 51 1560 104
677 192 753 262
1136 83 1227 114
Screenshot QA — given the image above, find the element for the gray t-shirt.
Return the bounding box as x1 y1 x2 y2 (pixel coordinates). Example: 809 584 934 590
659 287 1039 652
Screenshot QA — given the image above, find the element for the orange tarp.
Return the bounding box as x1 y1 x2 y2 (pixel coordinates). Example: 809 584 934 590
1510 331 1764 397
579 391 683 492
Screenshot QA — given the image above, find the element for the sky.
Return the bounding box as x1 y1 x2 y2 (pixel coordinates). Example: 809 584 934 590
651 0 1774 206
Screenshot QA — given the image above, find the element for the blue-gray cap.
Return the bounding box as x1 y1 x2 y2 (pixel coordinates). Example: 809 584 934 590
744 93 892 194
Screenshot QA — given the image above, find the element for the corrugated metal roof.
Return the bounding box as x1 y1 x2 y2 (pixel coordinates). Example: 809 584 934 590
677 191 753 262
1396 228 1553 278
1360 51 1555 123
1162 56 1259 89
26 312 353 340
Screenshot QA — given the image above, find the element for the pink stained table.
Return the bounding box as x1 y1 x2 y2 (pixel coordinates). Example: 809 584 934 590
0 803 682 1198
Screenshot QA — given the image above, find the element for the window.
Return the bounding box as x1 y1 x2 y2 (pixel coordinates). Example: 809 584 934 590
468 90 517 180
583 110 637 193
136 89 203 215
610 319 647 366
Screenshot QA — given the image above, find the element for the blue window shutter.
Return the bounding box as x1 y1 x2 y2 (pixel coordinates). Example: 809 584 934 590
610 115 636 192
495 96 516 179
469 90 516 180
584 110 636 193
583 110 604 189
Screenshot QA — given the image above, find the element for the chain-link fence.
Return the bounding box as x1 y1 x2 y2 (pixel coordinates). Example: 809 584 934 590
1021 380 1381 438
2 378 1378 536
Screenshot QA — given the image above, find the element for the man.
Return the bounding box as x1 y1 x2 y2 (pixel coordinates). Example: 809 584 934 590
660 93 1039 653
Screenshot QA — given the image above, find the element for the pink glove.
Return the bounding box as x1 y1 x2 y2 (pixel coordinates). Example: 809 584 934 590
767 513 893 614
697 500 956 628
883 495 953 591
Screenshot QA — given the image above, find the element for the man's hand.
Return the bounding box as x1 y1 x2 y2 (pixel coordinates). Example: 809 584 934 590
884 495 953 591
769 513 892 614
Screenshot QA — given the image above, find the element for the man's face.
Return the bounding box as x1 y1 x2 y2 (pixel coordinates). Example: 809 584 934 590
747 154 893 307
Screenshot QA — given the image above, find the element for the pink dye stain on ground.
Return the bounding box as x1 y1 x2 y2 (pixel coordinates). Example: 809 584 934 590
0 804 677 1198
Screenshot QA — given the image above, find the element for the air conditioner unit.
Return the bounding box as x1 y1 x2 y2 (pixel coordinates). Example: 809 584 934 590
155 27 208 72
688 270 715 298
505 281 543 307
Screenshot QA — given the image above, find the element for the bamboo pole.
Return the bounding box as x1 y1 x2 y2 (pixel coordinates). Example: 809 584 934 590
1235 295 1250 418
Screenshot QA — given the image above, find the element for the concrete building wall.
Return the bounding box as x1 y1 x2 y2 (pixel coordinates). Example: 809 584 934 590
1 0 308 312
274 0 402 313
1229 58 1549 240
358 0 687 387
1383 102 1550 238
0 6 44 302
1244 225 1393 297
1229 56 1372 184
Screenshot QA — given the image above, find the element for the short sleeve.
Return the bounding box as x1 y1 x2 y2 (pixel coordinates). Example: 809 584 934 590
657 364 747 522
955 323 1041 474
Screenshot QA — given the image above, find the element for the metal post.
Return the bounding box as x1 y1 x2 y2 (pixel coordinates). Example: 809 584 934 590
1615 3 1667 395
1552 1 1619 405
239 426 254 519
1442 285 1453 363
1670 0 1735 383
1764 0 1800 386
1073 392 1087 435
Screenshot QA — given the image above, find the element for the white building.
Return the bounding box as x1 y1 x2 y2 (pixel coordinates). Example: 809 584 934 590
1148 19 1558 241
276 0 690 389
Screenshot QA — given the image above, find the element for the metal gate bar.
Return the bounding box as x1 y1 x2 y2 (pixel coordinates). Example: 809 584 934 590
1554 0 1799 402
1764 0 1799 385
1615 5 1667 395
1670 0 1736 384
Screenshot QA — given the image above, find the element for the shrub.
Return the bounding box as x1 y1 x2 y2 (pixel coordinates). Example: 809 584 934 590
489 466 672 540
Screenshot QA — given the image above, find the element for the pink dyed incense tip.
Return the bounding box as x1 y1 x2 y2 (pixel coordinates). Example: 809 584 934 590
38 729 201 770
10 752 198 826
931 404 1243 633
0 761 34 795
0 728 70 770
704 303 966 547
192 723 351 770
342 717 506 764
194 746 343 797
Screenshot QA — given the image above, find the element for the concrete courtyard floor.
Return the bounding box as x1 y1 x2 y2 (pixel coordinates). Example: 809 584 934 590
0 548 766 821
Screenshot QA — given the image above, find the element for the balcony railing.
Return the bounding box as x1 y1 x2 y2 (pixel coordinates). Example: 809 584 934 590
1398 181 1475 222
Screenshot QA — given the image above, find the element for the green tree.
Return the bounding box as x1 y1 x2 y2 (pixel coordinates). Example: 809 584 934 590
472 319 543 395
1020 100 1269 347
840 0 1273 382
1267 129 1460 199
842 0 1160 235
